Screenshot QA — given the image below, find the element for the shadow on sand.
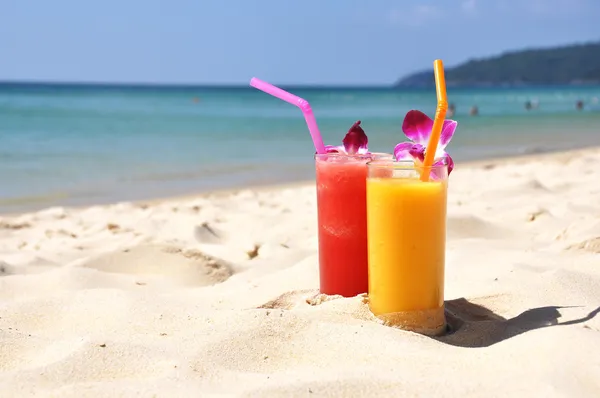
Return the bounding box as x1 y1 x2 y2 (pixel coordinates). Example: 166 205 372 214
435 298 600 348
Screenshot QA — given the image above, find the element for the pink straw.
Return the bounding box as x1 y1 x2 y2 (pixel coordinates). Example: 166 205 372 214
250 77 326 154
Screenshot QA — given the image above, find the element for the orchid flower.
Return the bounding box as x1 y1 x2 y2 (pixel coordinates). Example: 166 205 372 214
394 110 457 175
324 121 369 155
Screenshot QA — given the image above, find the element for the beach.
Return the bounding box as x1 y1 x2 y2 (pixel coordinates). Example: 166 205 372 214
1 147 599 397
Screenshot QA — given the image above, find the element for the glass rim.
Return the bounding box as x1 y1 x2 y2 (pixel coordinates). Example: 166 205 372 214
314 152 393 160
366 159 449 171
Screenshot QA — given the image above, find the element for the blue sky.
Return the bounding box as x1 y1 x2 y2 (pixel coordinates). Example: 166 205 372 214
1 0 598 85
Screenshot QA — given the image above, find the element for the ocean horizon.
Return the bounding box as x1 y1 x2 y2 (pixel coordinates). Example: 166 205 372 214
4 80 600 90
1 82 600 214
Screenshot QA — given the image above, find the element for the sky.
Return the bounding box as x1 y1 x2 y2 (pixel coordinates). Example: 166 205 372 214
1 0 599 85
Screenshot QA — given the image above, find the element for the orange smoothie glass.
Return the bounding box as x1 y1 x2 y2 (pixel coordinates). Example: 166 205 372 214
366 159 449 335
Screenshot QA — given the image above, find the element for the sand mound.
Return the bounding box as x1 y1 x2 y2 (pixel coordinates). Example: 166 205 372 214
81 245 233 286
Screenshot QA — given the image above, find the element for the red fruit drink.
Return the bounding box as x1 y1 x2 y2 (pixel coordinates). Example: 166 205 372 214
315 153 371 297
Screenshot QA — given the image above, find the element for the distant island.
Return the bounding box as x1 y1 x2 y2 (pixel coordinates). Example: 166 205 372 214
395 41 600 87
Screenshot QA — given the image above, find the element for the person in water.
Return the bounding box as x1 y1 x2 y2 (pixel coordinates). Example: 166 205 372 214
469 105 479 116
448 103 456 117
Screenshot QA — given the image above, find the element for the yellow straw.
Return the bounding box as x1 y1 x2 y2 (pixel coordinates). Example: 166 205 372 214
420 59 448 182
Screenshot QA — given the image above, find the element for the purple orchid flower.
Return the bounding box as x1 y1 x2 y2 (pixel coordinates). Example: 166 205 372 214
394 110 457 175
324 121 369 155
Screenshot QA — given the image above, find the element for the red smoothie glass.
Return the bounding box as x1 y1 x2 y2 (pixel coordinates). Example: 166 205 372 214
315 152 391 297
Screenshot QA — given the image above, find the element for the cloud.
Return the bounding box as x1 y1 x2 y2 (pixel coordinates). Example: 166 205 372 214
389 4 442 27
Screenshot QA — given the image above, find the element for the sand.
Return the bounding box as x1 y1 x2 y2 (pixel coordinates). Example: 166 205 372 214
1 148 599 397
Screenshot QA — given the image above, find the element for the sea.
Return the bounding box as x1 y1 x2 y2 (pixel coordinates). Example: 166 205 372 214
1 83 600 214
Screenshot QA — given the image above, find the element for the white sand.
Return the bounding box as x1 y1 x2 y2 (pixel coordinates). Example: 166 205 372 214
1 149 600 397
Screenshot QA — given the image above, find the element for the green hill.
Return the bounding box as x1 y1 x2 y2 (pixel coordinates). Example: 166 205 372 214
395 41 600 87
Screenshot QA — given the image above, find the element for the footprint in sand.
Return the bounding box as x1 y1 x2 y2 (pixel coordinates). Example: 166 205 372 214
257 289 319 310
10 340 174 381
0 261 13 276
6 338 89 371
80 245 234 287
194 222 226 244
447 215 509 240
516 178 552 193
567 237 600 254
0 261 58 276
0 221 32 230
483 178 551 198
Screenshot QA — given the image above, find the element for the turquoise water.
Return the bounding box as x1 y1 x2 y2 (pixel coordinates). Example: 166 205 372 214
1 83 600 213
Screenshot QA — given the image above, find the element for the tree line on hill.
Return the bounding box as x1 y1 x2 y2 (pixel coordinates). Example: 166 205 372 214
396 41 600 87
